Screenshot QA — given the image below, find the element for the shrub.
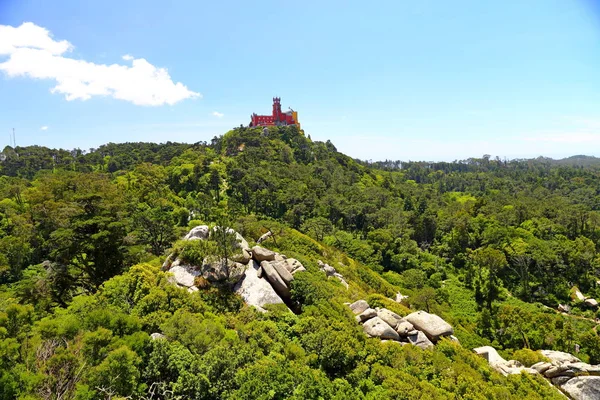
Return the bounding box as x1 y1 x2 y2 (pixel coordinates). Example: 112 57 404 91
511 349 549 367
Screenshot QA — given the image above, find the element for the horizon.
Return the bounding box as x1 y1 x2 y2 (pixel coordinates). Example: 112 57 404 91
1 1 600 161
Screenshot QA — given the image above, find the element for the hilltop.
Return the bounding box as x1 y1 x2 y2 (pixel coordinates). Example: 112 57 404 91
0 126 600 399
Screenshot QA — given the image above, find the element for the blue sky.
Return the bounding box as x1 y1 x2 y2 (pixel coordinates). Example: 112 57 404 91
1 0 599 161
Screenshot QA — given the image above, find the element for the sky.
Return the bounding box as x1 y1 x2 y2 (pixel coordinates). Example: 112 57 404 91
1 0 600 161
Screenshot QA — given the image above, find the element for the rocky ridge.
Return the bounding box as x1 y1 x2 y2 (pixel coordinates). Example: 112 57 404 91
164 225 307 311
347 299 455 349
474 347 600 399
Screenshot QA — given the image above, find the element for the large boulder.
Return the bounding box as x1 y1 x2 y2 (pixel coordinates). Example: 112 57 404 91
540 350 581 364
405 311 453 341
377 308 403 330
363 317 400 340
256 231 273 244
168 265 199 287
200 257 245 284
407 331 434 350
184 225 209 241
260 260 291 300
231 248 252 265
234 260 285 312
267 261 294 285
473 346 507 366
284 258 306 275
349 300 370 315
150 333 166 340
355 308 377 323
252 246 276 262
396 320 414 336
585 298 599 308
560 376 600 400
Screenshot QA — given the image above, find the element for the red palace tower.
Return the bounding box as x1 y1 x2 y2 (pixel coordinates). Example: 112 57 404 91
249 97 300 129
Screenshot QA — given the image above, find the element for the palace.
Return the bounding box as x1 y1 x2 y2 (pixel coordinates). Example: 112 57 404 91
250 97 300 129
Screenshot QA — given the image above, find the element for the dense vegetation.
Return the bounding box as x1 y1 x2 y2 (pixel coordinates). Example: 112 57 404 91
1 125 599 399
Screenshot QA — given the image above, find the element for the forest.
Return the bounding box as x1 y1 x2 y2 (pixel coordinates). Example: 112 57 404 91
1 125 599 399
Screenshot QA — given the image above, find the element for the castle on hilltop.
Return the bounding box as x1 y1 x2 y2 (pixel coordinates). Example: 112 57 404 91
250 97 300 129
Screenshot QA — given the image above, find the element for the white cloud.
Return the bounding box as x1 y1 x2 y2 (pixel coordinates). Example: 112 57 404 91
212 111 224 118
40 125 48 131
0 22 200 106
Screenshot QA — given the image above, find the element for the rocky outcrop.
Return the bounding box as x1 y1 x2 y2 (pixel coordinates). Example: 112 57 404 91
165 226 308 312
318 260 348 289
540 350 581 364
473 347 540 376
405 311 454 341
348 300 454 350
234 260 285 312
476 346 600 396
561 376 600 400
363 317 400 340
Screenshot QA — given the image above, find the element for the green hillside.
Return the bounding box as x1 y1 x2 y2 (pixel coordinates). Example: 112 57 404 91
1 126 599 399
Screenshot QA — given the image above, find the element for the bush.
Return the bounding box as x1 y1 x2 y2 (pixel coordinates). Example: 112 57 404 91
172 240 219 266
511 349 549 367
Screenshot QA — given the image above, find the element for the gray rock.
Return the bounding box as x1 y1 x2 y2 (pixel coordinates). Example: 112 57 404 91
395 292 409 303
355 308 377 323
564 362 600 375
545 365 575 378
187 286 199 293
396 320 415 336
260 260 291 300
585 298 599 308
540 350 581 364
228 262 247 284
162 253 173 270
184 225 209 240
200 257 230 282
150 333 166 340
407 331 434 350
332 272 349 288
231 248 252 265
405 311 453 341
323 265 336 276
234 260 285 312
252 246 276 262
349 300 370 315
473 346 507 366
449 335 460 344
268 261 295 285
531 361 553 374
256 231 273 244
257 266 264 278
292 266 306 275
169 265 199 287
558 303 572 313
283 258 304 274
377 308 403 330
551 376 572 386
561 376 600 400
363 317 400 340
